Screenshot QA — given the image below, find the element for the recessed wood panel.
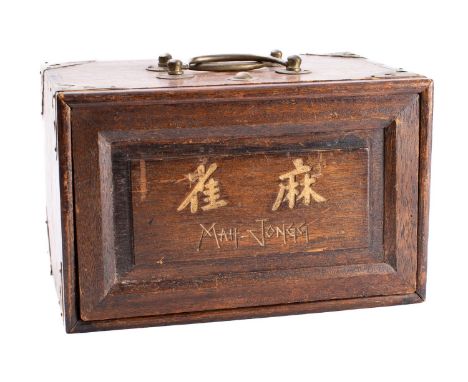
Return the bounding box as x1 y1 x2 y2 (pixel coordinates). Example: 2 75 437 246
99 126 383 286
85 122 404 321
131 149 369 265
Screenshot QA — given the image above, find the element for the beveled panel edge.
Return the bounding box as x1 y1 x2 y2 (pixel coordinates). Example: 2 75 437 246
90 262 409 321
97 126 377 285
68 292 423 333
84 127 395 321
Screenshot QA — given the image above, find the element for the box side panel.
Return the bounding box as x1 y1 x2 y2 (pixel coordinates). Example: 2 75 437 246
56 97 78 332
43 74 64 316
43 68 78 331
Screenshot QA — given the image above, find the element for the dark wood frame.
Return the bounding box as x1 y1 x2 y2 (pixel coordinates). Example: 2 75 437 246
50 78 432 333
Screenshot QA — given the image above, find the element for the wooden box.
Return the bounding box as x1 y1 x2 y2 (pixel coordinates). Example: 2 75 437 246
42 52 433 333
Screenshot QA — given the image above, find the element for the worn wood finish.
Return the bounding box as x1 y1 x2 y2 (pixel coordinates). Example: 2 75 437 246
42 54 433 332
417 83 434 299
42 55 423 96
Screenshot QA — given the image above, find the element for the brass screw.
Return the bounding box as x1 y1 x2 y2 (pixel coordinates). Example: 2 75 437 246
167 59 184 75
270 49 283 59
286 55 302 72
158 53 172 68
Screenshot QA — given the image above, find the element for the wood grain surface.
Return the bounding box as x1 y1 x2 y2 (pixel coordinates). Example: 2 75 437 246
42 55 433 332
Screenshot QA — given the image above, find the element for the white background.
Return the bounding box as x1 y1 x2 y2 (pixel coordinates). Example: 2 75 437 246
1 1 467 381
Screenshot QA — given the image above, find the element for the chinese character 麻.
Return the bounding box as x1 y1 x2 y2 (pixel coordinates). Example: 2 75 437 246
272 158 326 211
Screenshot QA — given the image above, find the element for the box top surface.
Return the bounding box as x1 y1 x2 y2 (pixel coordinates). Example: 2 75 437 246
43 53 426 96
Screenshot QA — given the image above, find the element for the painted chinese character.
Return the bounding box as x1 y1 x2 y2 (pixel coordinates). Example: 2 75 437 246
177 163 227 214
272 158 326 211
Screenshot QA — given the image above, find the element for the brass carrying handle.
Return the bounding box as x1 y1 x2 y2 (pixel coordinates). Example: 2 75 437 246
188 51 303 73
151 50 310 80
151 50 310 78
